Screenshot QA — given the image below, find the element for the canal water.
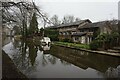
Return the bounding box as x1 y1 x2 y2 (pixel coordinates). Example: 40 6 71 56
2 37 120 78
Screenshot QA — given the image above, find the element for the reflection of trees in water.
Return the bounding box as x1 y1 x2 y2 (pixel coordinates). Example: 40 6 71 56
105 67 117 78
96 65 120 78
41 54 72 66
60 59 71 66
41 53 72 67
2 37 13 47
104 65 120 78
47 55 57 65
118 65 120 78
5 38 120 78
50 45 120 75
11 38 58 74
13 39 21 49
41 53 48 66
27 40 38 66
11 38 41 75
41 54 58 66
2 37 9 47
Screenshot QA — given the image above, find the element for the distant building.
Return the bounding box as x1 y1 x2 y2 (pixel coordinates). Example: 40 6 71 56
48 19 119 44
77 20 118 44
56 19 92 42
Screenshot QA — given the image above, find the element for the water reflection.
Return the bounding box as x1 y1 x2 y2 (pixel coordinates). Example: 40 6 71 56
3 38 51 72
50 45 120 78
2 37 120 78
105 65 120 78
2 37 14 47
18 38 51 66
41 45 50 51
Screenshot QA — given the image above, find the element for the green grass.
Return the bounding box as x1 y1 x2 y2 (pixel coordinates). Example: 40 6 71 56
54 42 90 49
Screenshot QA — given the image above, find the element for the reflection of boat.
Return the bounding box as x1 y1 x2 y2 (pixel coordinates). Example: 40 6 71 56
44 50 50 54
41 45 51 54
105 67 118 78
41 45 50 51
40 37 51 46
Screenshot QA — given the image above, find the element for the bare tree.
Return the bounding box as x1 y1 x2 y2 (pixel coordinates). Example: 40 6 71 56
105 20 119 32
2 1 35 37
104 20 119 47
62 15 75 24
50 15 61 26
75 17 81 22
2 1 53 38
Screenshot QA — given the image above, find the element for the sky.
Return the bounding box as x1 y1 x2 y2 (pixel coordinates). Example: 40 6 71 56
34 0 119 23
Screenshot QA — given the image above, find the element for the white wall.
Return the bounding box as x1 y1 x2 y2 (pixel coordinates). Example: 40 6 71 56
81 36 86 44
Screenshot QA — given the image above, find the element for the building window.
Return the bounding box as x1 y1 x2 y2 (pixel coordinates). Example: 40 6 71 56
71 32 76 35
75 37 79 41
66 32 69 35
80 29 84 32
63 32 66 35
69 32 71 35
59 32 62 35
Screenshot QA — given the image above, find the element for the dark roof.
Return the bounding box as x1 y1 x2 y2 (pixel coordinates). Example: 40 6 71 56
45 26 58 29
79 20 119 29
58 19 91 28
71 32 87 37
47 19 91 29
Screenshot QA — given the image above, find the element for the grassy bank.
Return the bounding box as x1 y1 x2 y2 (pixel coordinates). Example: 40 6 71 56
54 42 90 49
53 42 120 57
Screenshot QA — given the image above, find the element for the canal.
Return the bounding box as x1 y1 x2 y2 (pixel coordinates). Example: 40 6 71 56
2 37 120 78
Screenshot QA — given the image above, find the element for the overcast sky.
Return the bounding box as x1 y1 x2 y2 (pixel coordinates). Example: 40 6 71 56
34 0 119 23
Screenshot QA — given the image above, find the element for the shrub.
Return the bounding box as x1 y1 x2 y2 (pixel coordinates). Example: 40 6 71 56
89 40 102 50
44 28 59 41
62 38 71 42
95 32 119 49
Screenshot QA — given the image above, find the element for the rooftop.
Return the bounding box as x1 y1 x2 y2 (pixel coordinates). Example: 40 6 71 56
79 20 119 29
71 32 87 37
47 19 91 29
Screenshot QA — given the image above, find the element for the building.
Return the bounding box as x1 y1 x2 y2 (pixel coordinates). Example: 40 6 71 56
48 19 118 44
75 20 118 44
56 19 92 42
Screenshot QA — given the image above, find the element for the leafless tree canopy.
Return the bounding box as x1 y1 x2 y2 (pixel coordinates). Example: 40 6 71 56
1 0 54 38
62 15 81 24
50 15 61 26
62 15 75 24
1 1 53 27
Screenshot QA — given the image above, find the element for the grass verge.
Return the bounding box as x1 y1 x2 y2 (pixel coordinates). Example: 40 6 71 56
54 42 90 49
